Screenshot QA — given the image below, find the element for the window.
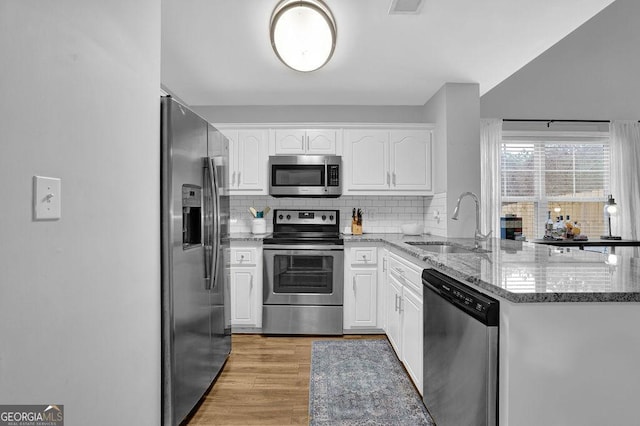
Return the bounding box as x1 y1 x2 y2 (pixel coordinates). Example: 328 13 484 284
500 130 610 239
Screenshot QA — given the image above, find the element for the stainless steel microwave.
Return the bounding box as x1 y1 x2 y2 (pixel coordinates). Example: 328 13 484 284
268 155 342 197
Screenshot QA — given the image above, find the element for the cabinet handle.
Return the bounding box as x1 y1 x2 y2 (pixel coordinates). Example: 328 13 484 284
398 296 403 314
250 276 253 289
383 258 387 272
353 276 356 293
237 172 241 187
387 172 390 185
231 171 236 186
394 294 399 311
362 254 368 262
392 172 396 186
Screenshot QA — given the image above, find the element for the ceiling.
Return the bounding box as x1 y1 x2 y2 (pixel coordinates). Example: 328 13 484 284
161 0 616 106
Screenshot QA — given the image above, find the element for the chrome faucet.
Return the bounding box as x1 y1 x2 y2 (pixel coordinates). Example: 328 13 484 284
451 191 492 246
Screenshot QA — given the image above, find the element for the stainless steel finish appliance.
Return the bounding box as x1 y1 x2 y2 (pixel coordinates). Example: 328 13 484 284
421 269 499 426
161 96 231 426
268 155 341 197
263 209 344 334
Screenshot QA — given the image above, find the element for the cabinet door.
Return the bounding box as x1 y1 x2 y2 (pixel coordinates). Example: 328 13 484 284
236 130 267 191
389 130 432 191
379 249 389 330
222 129 239 189
306 129 337 154
230 267 256 326
401 286 423 394
344 129 389 190
348 268 377 328
274 129 306 154
386 276 403 356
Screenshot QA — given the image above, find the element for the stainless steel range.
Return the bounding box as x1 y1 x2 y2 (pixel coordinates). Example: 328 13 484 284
263 209 344 335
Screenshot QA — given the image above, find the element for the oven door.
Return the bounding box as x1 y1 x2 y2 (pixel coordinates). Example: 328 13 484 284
263 245 344 306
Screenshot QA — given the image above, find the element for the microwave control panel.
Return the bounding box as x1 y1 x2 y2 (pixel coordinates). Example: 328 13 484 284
327 164 340 186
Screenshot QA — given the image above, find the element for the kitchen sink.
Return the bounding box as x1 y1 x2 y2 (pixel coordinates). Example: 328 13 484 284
405 242 490 254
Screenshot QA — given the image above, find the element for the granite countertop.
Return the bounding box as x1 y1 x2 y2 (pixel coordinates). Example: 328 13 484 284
227 232 270 241
532 238 640 247
344 233 640 303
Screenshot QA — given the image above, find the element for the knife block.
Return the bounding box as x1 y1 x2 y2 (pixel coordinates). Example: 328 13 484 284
351 219 362 235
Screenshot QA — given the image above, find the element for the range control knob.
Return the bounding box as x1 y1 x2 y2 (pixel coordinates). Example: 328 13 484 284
286 214 291 220
329 215 334 221
278 214 284 220
322 215 327 221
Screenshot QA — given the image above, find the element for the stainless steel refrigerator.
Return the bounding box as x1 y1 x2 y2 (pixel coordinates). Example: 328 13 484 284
161 96 231 425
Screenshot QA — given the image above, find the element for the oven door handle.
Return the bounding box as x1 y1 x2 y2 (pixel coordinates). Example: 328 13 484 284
263 245 344 252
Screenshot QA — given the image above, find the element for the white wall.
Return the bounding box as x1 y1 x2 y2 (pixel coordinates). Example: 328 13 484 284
0 2 161 425
423 83 482 238
481 0 640 120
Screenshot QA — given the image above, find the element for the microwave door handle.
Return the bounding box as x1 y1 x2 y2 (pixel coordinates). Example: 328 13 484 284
324 159 328 192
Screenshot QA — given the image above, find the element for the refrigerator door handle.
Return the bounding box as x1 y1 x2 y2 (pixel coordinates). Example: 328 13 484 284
203 159 212 286
204 157 217 290
209 157 222 290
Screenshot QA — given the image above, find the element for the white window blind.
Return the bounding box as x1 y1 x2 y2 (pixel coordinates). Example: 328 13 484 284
500 131 610 239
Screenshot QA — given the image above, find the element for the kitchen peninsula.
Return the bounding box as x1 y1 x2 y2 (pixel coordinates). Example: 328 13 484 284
229 231 640 425
344 234 640 426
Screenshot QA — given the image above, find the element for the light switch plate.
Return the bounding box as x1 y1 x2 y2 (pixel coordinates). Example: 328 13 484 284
33 176 61 220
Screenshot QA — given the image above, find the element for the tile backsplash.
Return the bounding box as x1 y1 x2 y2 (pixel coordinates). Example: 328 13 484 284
230 193 447 236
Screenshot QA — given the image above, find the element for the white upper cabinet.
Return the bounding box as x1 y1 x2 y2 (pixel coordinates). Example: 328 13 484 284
390 130 432 191
222 128 268 194
274 128 337 155
344 127 433 195
344 129 390 190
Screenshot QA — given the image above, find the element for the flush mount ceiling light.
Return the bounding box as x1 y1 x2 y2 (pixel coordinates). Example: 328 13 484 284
270 0 337 72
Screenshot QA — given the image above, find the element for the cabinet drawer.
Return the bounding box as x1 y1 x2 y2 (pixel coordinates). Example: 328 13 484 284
231 247 257 265
350 247 377 265
389 254 423 295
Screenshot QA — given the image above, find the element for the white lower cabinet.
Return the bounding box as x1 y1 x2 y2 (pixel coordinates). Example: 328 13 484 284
400 284 423 393
229 242 262 330
348 268 377 327
385 275 403 353
344 245 382 331
386 252 424 394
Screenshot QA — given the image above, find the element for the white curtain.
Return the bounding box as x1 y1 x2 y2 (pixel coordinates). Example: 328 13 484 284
609 120 640 240
480 119 503 237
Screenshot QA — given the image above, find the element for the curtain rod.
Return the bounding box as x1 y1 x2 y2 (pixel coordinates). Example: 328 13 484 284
502 119 640 127
502 119 610 123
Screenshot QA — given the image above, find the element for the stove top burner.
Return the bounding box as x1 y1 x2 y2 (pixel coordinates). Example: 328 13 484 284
266 209 341 245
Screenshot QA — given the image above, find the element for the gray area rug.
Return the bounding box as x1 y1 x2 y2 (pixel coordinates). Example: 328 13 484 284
309 339 434 425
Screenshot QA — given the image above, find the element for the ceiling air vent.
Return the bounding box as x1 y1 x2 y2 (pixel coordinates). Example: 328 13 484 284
388 0 424 15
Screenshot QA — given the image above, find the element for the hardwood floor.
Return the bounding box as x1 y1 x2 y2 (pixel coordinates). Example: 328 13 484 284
186 333 386 425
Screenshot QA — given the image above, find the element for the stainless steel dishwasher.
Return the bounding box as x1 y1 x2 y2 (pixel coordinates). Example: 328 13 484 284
422 269 499 426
